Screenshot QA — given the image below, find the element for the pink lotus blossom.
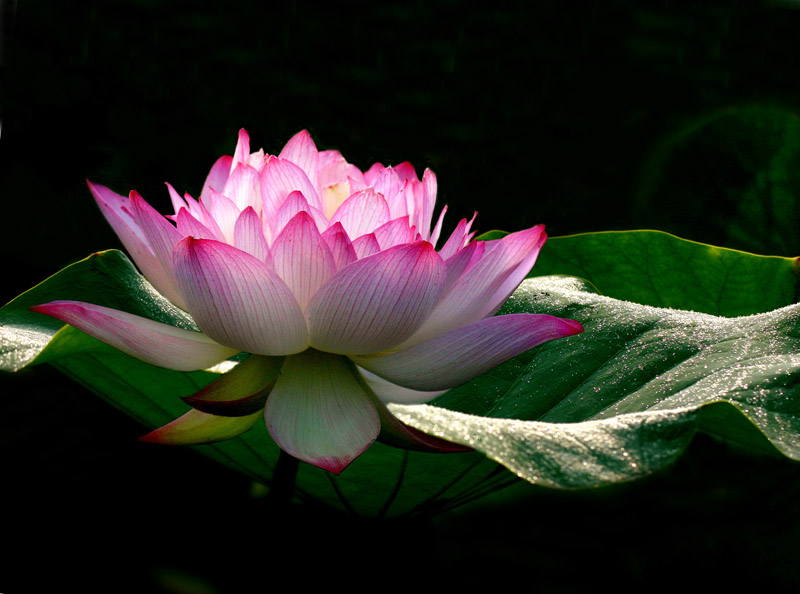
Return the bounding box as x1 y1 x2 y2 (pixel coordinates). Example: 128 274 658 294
32 129 583 473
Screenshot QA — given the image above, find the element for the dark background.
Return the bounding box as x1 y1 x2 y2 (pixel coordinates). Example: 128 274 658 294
3 1 800 592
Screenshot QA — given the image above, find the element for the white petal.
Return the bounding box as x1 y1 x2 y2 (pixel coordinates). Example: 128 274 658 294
265 350 380 474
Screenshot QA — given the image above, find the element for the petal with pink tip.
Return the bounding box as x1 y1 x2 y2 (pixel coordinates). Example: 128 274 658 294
406 225 546 345
373 216 416 250
363 162 384 185
139 408 262 445
30 301 238 371
173 238 308 355
231 128 251 173
307 241 445 354
321 223 357 271
351 233 380 259
479 229 548 319
438 214 476 261
200 155 233 202
371 167 407 219
279 130 320 191
352 313 584 391
128 192 187 307
222 163 262 213
429 203 447 249
328 188 390 240
271 190 328 236
233 207 271 262
393 161 419 182
261 157 322 218
265 350 380 474
87 181 173 298
420 169 438 241
270 212 337 310
166 182 188 214
176 208 219 240
203 189 240 244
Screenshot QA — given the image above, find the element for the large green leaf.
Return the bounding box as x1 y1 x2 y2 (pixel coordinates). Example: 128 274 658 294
2 248 799 517
397 275 800 487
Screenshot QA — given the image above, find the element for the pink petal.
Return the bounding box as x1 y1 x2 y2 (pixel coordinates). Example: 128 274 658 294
371 167 407 219
428 203 448 249
31 301 238 371
351 233 381 259
176 208 219 240
261 156 322 219
271 190 328 238
353 313 584 391
173 238 308 355
393 161 419 182
373 216 416 250
166 182 188 214
200 155 233 202
87 181 174 299
438 214 476 260
270 212 337 310
222 163 262 213
321 223 358 271
231 128 251 173
363 162 384 185
307 241 446 354
203 189 241 244
265 350 380 474
328 188 391 240
419 168 438 241
405 225 547 345
233 207 271 262
128 191 186 307
139 408 262 445
279 130 320 192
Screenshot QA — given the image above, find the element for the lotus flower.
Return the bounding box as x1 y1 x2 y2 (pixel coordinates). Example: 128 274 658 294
31 129 583 473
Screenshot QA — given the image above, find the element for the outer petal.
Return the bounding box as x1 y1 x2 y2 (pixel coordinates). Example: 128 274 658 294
87 181 178 307
138 408 262 445
183 355 283 416
307 241 446 354
404 225 546 345
352 313 584 391
357 367 445 404
128 191 187 307
265 350 380 474
173 238 308 355
30 301 238 371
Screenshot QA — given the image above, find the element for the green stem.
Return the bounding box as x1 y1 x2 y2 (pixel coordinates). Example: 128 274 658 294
270 449 299 506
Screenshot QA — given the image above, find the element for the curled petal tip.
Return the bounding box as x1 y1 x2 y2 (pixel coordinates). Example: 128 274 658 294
563 318 584 335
